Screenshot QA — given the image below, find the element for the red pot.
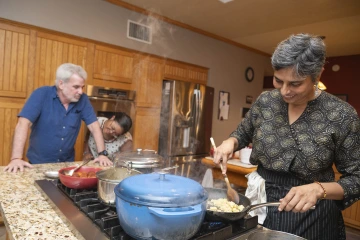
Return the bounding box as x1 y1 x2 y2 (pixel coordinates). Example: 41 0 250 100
58 166 102 189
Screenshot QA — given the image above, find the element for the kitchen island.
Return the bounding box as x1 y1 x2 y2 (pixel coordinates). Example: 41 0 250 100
0 162 106 240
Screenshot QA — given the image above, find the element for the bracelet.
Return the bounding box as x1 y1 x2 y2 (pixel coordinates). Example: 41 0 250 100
11 157 21 161
315 181 327 199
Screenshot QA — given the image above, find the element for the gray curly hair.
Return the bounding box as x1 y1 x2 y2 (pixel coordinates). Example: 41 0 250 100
271 33 326 83
55 63 87 87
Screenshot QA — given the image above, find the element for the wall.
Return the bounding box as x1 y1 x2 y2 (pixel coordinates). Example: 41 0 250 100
0 0 268 146
321 55 360 114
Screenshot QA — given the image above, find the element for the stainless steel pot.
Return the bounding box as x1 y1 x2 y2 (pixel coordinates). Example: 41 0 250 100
96 166 141 206
113 149 164 173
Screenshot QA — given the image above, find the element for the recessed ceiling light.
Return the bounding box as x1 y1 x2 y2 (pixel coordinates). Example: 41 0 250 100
219 0 234 3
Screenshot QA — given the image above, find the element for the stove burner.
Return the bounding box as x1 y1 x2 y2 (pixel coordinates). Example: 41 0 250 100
37 179 258 240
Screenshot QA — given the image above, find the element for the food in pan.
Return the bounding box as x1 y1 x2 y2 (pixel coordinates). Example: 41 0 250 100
72 171 96 178
207 198 245 212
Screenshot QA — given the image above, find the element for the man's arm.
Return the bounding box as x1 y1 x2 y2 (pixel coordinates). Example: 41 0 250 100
87 121 112 166
4 117 33 172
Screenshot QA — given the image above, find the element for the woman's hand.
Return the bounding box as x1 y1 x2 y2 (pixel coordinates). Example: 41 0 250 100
278 183 324 213
213 137 237 173
93 155 113 167
4 159 33 173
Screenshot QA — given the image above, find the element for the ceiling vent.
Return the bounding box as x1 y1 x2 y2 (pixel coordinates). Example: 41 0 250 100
127 20 152 44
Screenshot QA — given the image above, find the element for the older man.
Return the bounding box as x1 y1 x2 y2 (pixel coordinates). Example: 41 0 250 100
4 63 112 173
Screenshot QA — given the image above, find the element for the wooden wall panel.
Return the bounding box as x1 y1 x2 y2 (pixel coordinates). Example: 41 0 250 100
32 33 88 90
0 26 29 98
132 56 164 108
164 60 208 84
93 45 134 84
133 107 160 151
0 100 23 165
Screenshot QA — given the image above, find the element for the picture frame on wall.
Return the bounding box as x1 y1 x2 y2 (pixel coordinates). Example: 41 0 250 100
218 91 230 120
334 94 348 102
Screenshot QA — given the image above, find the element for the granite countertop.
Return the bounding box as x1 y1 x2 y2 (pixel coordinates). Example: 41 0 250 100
0 162 105 240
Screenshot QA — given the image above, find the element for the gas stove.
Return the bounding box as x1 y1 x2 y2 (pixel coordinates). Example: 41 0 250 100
35 179 261 240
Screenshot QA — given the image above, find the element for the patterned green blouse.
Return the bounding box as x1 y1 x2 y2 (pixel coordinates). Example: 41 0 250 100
230 89 360 209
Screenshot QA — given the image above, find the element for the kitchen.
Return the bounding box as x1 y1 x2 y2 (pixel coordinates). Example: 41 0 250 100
1 0 360 239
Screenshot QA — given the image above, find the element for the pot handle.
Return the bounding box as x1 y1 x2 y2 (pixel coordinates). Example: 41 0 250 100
148 205 202 218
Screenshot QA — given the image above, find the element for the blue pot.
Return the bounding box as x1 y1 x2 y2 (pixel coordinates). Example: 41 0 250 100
114 173 208 240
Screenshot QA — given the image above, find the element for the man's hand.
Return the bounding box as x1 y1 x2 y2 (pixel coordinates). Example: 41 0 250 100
4 159 33 173
93 155 113 166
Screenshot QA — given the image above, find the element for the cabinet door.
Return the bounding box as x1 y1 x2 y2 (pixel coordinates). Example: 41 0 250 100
32 32 88 90
133 56 164 108
0 99 26 165
93 45 134 85
33 32 89 161
164 60 208 84
133 107 160 151
0 23 30 98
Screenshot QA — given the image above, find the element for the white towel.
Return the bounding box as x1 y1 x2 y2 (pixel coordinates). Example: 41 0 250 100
201 168 214 188
245 171 267 224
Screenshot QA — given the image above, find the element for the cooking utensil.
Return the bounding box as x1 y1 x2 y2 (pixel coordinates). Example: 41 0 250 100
96 166 142 206
58 166 102 189
210 137 240 204
43 171 59 178
205 188 315 222
247 229 306 240
63 158 92 176
114 172 208 240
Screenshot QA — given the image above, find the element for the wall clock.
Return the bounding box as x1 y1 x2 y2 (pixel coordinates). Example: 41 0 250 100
245 67 254 82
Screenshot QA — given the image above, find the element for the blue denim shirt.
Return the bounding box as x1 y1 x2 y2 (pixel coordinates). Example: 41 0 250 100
19 86 97 164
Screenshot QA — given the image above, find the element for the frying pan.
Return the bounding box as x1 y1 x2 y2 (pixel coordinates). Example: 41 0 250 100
205 188 295 222
58 166 102 189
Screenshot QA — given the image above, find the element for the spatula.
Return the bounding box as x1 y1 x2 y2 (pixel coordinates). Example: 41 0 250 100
210 137 240 204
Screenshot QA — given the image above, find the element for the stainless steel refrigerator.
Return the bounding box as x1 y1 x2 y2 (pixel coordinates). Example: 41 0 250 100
159 80 214 160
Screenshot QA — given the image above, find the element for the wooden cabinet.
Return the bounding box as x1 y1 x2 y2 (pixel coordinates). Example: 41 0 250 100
0 98 26 166
164 60 208 84
92 44 134 88
132 55 164 108
334 166 360 230
32 32 88 90
0 23 30 98
132 107 161 151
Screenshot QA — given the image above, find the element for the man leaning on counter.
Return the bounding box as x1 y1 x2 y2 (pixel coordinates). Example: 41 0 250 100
4 63 113 173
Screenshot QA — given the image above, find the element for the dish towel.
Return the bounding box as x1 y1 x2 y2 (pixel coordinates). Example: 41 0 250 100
245 171 267 224
201 168 214 188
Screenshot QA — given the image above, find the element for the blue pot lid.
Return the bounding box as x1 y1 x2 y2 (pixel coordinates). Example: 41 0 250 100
114 173 208 207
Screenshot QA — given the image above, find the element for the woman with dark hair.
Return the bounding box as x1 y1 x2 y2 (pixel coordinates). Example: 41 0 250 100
213 33 360 240
84 112 133 160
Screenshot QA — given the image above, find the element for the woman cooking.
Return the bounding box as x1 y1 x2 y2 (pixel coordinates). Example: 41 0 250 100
84 112 133 160
213 33 360 240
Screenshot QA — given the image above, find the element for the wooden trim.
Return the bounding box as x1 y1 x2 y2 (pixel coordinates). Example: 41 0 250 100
93 74 132 83
37 31 87 47
105 0 271 57
0 91 26 99
95 44 134 57
92 79 132 90
0 22 29 35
